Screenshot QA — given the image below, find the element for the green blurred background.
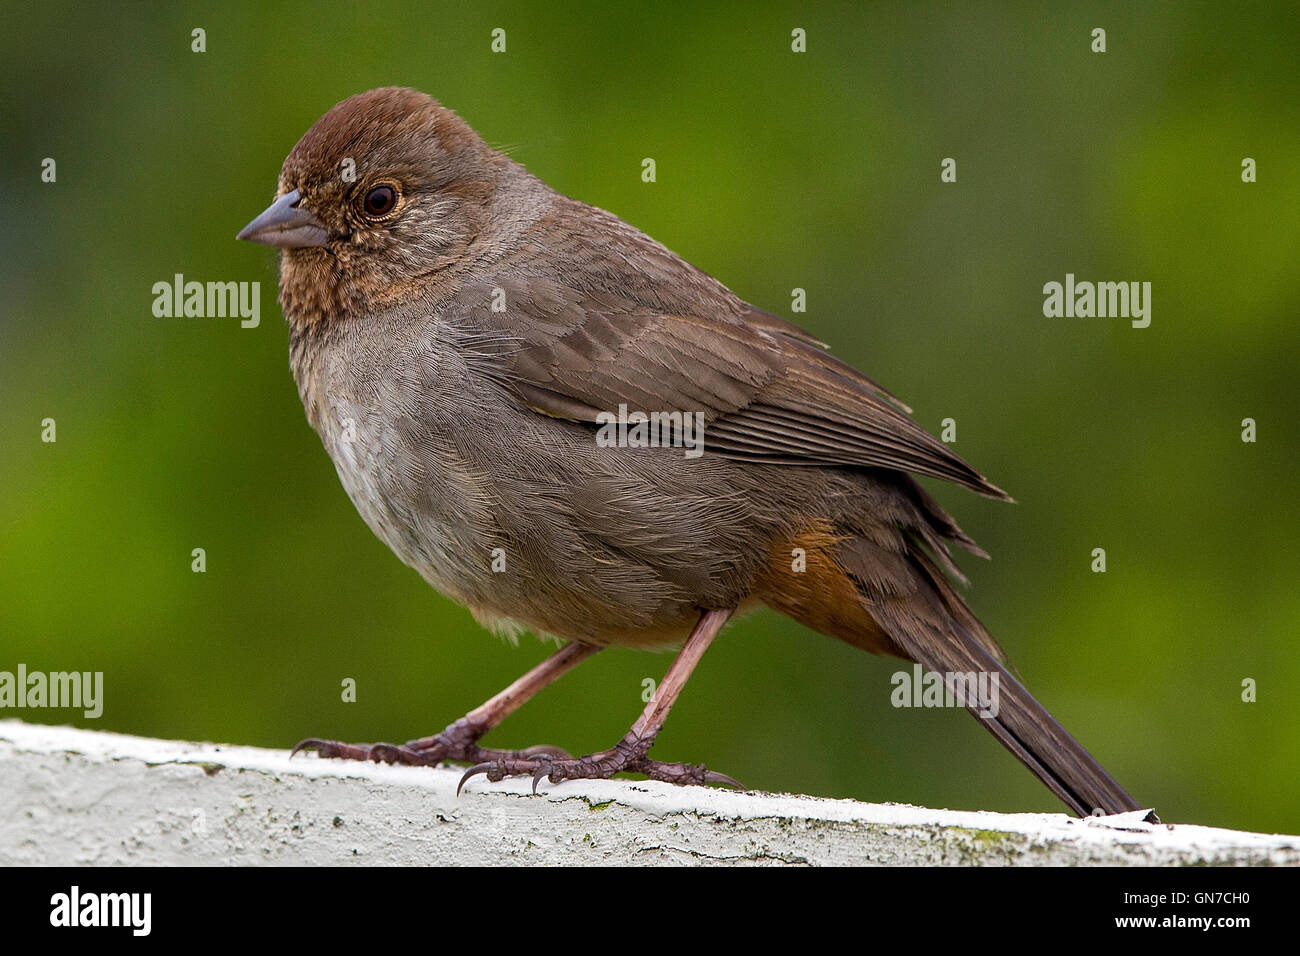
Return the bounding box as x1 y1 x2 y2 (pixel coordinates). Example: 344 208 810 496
3 1 1297 834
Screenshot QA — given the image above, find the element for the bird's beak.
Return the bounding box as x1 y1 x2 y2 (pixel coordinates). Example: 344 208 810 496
236 188 328 248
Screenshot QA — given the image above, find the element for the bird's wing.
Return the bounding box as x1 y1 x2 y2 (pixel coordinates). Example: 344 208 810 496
456 276 1009 500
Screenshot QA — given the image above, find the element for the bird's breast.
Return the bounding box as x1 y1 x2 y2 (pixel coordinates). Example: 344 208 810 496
289 318 495 608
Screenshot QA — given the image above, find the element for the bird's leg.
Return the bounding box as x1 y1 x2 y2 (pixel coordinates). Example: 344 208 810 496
459 608 741 793
292 641 602 767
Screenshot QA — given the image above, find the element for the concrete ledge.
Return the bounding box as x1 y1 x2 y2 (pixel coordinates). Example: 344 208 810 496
2 720 1295 866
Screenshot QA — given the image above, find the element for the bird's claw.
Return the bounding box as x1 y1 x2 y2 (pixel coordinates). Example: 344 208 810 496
292 729 572 773
458 761 506 795
291 737 374 761
703 770 746 790
453 738 743 794
368 742 439 766
296 732 741 794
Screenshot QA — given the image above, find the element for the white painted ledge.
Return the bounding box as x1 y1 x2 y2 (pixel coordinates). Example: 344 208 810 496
2 720 1295 866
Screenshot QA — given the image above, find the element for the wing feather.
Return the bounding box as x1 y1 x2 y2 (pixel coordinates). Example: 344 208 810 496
454 277 1009 500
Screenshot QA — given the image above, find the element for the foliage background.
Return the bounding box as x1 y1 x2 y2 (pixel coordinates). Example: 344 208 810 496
2 1 1297 833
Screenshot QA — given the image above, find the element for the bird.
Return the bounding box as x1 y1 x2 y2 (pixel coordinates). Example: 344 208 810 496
237 86 1146 817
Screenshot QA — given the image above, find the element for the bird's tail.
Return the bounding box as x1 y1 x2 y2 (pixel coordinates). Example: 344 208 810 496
879 601 1144 817
758 517 1146 818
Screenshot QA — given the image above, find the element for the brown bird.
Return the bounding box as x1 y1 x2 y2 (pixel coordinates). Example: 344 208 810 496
238 87 1144 816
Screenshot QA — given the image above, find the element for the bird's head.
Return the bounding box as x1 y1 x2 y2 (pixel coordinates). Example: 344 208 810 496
238 87 503 326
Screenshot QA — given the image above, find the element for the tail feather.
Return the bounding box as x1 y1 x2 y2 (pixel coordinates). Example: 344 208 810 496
759 495 1147 817
812 531 1142 816
879 606 1143 816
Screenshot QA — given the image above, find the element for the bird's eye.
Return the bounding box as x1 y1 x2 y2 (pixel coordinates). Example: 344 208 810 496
362 184 398 218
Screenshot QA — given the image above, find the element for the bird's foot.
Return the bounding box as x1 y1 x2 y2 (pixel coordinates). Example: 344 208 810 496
457 732 744 795
291 717 571 768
